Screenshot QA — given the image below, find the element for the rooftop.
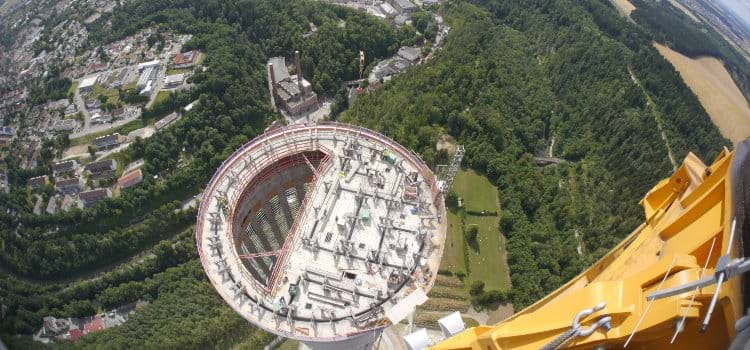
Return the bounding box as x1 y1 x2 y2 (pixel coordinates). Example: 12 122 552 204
79 75 98 89
269 56 291 83
196 123 446 343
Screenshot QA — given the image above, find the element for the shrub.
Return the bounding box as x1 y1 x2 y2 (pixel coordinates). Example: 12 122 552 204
469 280 485 296
465 226 479 242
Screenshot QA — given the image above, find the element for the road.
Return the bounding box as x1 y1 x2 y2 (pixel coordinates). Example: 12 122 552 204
72 78 92 130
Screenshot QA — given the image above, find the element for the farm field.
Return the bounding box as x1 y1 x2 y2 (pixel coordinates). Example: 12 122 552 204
610 0 636 17
655 43 750 144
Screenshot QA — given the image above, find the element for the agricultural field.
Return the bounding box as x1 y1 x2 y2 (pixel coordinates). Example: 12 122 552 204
610 0 636 17
654 43 750 144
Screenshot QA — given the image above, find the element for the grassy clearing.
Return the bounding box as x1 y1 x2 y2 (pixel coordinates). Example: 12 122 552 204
123 80 137 92
103 150 134 177
414 311 479 329
441 169 511 291
166 67 193 75
273 339 300 350
465 215 510 291
154 90 172 106
440 210 467 274
452 169 498 212
92 83 120 105
67 81 79 96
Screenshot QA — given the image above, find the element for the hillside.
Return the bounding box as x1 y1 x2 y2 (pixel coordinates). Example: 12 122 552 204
630 0 750 99
342 0 728 308
0 0 735 347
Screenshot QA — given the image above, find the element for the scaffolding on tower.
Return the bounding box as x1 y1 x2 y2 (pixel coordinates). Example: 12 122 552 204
437 145 465 194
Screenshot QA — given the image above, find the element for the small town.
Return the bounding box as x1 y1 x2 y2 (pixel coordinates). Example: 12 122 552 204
0 0 447 217
7 0 743 348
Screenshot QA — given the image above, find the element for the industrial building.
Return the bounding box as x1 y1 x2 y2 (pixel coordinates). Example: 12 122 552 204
196 123 446 349
267 51 319 115
387 0 416 13
164 73 184 87
137 66 158 92
137 60 160 72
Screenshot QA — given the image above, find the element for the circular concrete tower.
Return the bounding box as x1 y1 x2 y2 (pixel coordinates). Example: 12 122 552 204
196 122 447 349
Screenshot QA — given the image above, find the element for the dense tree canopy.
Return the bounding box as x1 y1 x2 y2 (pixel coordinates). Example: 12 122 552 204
342 0 728 307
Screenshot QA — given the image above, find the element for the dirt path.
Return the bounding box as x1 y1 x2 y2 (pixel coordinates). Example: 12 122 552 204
628 67 679 170
654 43 750 145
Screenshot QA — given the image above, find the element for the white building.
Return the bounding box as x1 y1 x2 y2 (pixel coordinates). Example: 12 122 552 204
164 73 184 87
78 75 99 93
137 59 160 72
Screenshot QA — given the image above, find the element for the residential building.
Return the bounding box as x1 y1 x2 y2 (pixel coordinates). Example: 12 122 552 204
79 188 112 208
397 46 421 64
0 126 16 147
47 99 70 111
53 119 77 133
0 171 8 194
173 50 199 69
267 51 318 115
90 111 112 124
33 195 44 215
94 133 123 151
46 196 58 215
55 177 84 195
111 108 125 119
52 160 79 178
64 103 78 116
28 175 49 189
85 159 117 179
118 169 143 189
38 316 71 338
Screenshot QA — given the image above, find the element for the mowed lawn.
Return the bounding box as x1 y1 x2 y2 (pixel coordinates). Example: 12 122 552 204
453 169 499 212
442 169 511 291
440 210 466 273
465 215 510 291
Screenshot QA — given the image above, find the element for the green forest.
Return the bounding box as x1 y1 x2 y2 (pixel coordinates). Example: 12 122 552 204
0 0 733 347
340 0 728 308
